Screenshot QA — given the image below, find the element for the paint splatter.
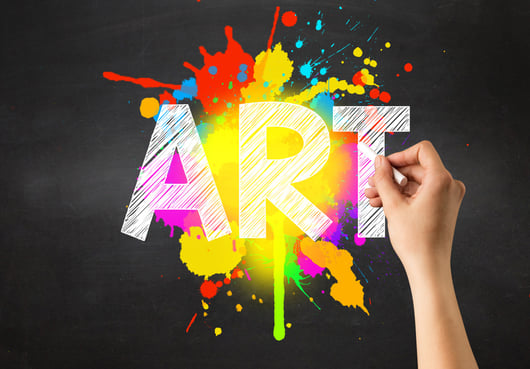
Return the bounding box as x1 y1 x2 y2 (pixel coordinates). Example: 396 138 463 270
105 5 411 341
281 11 297 27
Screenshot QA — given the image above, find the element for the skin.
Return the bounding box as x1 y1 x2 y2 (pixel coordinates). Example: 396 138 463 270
365 140 479 369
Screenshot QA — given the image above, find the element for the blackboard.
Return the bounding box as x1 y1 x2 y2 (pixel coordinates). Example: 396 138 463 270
2 0 529 368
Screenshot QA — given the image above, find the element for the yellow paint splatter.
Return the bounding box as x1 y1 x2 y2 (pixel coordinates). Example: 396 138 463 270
241 43 293 102
251 294 256 300
353 47 363 57
259 298 263 304
385 42 391 48
227 290 232 296
214 327 222 336
203 312 208 317
369 60 377 68
286 323 292 328
235 304 243 312
179 222 246 277
139 97 159 118
363 58 370 65
300 238 368 314
202 300 209 310
285 77 367 105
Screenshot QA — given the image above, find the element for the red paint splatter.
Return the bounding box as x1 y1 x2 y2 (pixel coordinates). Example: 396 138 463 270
369 298 372 305
379 91 391 103
160 274 164 278
267 7 281 50
466 143 469 147
281 11 297 27
215 280 223 288
102 71 182 90
186 313 198 333
369 88 380 99
183 26 255 115
352 71 366 86
200 280 218 299
231 267 244 279
396 73 400 77
159 90 176 104
404 63 413 72
223 278 231 285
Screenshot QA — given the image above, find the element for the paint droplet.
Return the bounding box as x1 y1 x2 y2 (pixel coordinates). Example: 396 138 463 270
354 233 366 246
286 323 292 328
223 277 231 285
235 303 243 312
320 67 327 75
295 37 304 48
396 73 400 77
353 47 363 57
215 280 223 288
227 290 232 296
281 11 297 27
466 143 469 147
315 19 323 31
203 312 208 317
160 274 163 278
321 290 325 294
259 298 263 304
385 42 391 48
369 88 380 99
379 91 391 103
139 97 159 118
404 63 413 72
214 327 222 336
363 58 370 65
251 294 256 300
201 299 209 310
200 280 218 299
208 66 218 75
309 297 314 302
369 60 377 68
311 77 318 86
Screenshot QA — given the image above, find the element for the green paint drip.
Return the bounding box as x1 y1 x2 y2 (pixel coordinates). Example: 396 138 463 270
271 216 286 341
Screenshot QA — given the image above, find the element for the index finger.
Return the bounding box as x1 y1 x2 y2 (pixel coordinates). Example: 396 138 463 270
387 140 445 170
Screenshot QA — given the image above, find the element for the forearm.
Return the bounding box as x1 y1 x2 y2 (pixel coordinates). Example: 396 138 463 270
406 259 479 369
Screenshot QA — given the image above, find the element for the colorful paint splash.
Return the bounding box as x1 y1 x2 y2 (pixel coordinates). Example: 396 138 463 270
105 5 412 340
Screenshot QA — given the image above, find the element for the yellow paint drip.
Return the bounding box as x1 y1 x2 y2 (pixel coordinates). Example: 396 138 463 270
202 300 209 310
179 222 246 278
300 238 368 314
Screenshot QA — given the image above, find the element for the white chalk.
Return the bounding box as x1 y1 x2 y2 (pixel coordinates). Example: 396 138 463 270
358 142 408 186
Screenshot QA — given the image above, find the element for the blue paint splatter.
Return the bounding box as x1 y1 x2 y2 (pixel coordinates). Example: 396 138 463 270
315 19 323 31
208 66 217 75
173 78 198 102
310 92 334 128
295 37 304 49
320 67 327 75
310 78 318 86
299 60 314 79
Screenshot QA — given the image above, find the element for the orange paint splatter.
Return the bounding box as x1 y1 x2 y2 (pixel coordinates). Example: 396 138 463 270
300 239 368 314
200 280 218 299
186 313 198 333
281 11 297 27
379 91 391 103
267 7 281 50
352 71 366 86
102 71 182 90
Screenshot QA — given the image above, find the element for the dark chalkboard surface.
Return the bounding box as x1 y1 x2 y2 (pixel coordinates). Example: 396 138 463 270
2 0 529 368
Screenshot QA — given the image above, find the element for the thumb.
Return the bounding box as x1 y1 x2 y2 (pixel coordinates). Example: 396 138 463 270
373 156 404 211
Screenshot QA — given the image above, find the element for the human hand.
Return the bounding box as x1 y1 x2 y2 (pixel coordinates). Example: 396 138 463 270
364 140 466 276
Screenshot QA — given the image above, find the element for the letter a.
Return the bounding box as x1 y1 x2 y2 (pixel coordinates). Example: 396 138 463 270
239 102 332 241
122 104 231 241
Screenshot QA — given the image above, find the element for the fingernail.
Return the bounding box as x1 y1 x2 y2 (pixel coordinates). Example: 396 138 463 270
375 156 381 168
